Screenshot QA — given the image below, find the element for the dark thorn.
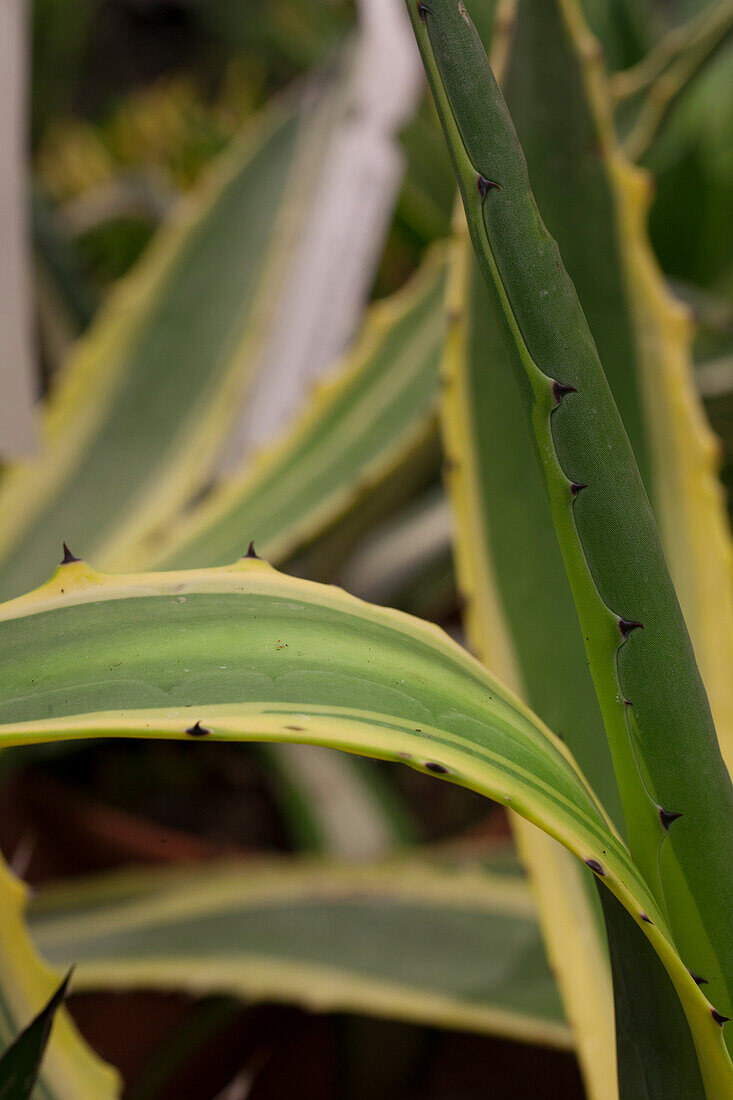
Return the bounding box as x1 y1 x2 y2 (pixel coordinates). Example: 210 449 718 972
712 1009 730 1026
417 1 432 17
477 175 500 198
584 858 605 876
618 617 643 638
425 761 449 775
659 807 683 831
689 971 708 986
570 482 588 498
623 698 633 707
61 542 80 564
284 725 304 732
640 912 653 924
245 541 260 559
185 721 211 737
552 380 577 405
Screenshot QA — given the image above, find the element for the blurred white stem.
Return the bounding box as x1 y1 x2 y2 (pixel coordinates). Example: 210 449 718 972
0 0 37 457
219 0 423 471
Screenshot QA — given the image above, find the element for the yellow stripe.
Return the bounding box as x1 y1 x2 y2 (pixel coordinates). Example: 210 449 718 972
32 857 536 945
67 956 573 1050
0 859 120 1097
145 247 448 569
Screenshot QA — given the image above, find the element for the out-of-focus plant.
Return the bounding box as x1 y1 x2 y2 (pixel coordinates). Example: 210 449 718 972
1 1 732 1097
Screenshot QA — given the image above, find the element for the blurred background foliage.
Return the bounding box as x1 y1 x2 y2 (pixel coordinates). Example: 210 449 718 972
1 0 731 1096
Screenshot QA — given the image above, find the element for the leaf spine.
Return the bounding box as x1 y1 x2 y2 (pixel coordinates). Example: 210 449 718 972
477 175 500 198
60 543 80 564
185 721 211 737
552 380 576 405
659 808 683 831
618 617 643 638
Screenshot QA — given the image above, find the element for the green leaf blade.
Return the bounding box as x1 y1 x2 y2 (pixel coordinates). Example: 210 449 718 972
0 559 727 1091
28 854 569 1048
405 0 733 1051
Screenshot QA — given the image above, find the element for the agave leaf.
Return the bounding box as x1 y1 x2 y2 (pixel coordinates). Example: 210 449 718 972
0 860 119 1098
145 249 446 572
0 557 728 1089
405 0 733 1060
444 231 619 1097
28 852 569 1048
445 0 733 1093
0 89 339 602
0 970 70 1100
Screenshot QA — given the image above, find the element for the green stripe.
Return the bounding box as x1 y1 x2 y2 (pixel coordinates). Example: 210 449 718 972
28 856 567 1042
406 0 733 1058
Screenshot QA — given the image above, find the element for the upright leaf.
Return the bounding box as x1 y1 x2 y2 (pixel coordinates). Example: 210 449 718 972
404 0 733 1061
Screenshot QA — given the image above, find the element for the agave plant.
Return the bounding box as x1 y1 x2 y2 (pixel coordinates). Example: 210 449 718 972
0 0 731 1097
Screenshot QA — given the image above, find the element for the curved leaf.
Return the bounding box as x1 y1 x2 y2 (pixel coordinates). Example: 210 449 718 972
0 558 728 1089
29 852 569 1048
0 860 119 1098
